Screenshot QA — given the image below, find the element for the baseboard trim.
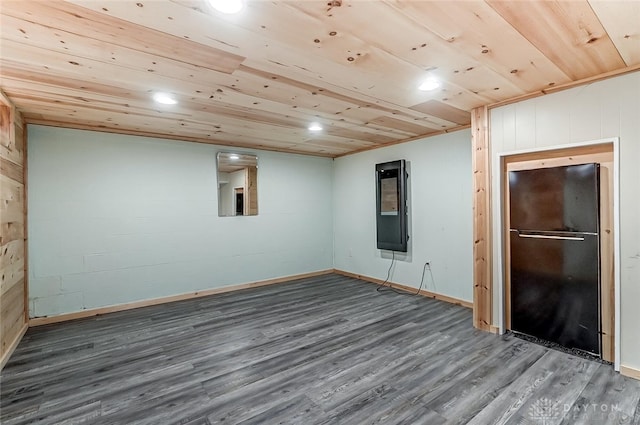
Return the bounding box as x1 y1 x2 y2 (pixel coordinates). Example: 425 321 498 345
334 269 473 309
620 365 640 381
29 269 334 327
489 325 500 334
0 322 28 370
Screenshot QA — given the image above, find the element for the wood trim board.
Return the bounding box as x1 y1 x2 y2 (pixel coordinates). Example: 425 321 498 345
29 270 334 327
22 124 29 323
620 366 640 381
471 106 492 331
333 269 473 309
0 323 27 370
488 64 640 110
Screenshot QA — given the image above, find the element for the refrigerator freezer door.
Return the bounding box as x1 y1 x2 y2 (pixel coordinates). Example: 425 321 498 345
510 232 600 355
509 164 599 233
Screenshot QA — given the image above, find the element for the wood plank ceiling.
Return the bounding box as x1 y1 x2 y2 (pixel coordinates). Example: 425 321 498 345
1 0 639 157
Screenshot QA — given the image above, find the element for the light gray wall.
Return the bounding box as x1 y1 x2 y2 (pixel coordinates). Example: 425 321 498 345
27 125 334 318
490 71 640 370
333 129 473 302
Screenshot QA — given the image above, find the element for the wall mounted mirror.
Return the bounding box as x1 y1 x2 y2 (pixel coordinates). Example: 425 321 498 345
217 152 258 217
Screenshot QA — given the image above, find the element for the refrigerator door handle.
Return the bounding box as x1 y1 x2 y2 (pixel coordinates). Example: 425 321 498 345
517 233 585 241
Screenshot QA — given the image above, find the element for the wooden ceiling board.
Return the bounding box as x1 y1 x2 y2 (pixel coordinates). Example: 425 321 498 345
382 1 573 93
0 16 241 90
3 45 360 131
322 127 396 146
429 89 491 115
22 111 341 156
588 1 640 66
70 0 498 110
368 116 440 136
218 68 401 126
1 0 245 74
194 88 413 143
72 0 264 55
410 100 471 126
8 89 381 153
73 0 388 95
2 0 640 157
275 1 518 107
2 60 386 144
197 1 459 108
236 64 406 118
2 66 410 147
0 40 231 101
231 66 454 137
487 0 626 80
234 64 465 135
283 0 559 108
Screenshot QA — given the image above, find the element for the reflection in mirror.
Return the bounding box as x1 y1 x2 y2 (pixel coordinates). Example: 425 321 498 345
217 152 258 217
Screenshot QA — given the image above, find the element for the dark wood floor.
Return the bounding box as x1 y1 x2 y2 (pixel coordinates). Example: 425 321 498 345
1 274 639 424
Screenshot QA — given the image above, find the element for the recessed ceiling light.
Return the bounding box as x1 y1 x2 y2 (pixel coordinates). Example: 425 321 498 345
207 0 244 14
152 92 177 105
418 79 441 91
308 123 323 131
229 154 240 160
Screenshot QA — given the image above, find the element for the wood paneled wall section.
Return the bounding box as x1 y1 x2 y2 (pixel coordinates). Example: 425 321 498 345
471 106 492 331
0 91 28 369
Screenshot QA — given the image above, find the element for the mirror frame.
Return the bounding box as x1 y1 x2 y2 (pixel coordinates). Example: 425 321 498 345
216 152 258 217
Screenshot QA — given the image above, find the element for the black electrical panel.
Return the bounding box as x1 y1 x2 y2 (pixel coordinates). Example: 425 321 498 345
375 160 408 252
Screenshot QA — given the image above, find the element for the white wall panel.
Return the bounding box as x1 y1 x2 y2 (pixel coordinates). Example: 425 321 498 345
501 105 517 152
534 92 570 147
28 126 334 318
333 130 473 302
514 101 536 149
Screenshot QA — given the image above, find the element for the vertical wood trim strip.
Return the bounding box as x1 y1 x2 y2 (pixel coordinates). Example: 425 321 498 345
471 106 492 331
22 122 29 323
0 323 28 370
503 161 512 330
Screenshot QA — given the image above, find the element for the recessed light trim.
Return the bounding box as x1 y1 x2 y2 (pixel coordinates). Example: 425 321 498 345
207 0 244 14
308 123 323 132
152 92 178 105
418 79 441 91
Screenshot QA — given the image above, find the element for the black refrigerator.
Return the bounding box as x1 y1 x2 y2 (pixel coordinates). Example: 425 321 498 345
509 163 601 356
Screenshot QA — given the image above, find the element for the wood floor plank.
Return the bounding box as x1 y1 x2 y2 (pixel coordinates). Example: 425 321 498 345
466 350 563 425
1 274 639 424
562 363 640 424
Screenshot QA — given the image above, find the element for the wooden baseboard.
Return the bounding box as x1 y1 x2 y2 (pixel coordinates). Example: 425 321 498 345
333 269 473 309
489 325 500 334
29 270 334 327
0 323 28 370
620 365 640 381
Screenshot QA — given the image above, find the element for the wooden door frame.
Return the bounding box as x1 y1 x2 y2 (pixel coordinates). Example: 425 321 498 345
493 138 620 369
